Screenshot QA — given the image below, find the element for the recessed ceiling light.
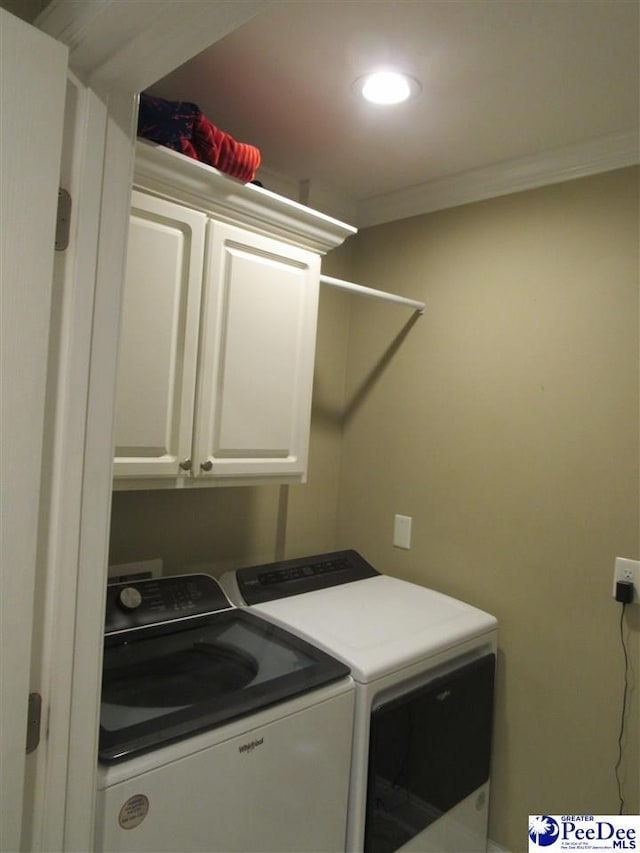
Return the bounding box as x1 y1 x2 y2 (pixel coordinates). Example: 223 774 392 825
354 70 421 105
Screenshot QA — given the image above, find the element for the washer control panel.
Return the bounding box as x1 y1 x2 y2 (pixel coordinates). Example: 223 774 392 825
236 549 378 604
105 573 232 634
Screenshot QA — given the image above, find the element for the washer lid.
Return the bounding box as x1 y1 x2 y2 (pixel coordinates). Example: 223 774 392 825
251 575 497 683
99 609 350 763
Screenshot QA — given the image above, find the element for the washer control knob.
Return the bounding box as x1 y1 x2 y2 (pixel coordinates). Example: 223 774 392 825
118 586 143 611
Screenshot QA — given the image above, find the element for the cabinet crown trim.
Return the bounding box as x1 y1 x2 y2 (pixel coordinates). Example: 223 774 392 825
134 140 357 254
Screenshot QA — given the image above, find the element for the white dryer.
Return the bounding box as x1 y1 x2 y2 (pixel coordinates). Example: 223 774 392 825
95 573 355 852
220 551 498 853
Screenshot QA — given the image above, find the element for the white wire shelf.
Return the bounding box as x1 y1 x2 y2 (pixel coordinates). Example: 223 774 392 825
320 274 425 314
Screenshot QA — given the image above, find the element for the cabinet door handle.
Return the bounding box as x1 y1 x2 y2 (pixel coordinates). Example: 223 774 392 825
179 458 192 471
200 460 213 472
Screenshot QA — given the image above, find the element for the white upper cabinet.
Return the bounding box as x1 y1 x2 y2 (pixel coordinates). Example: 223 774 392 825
194 222 319 480
114 191 205 479
113 141 355 488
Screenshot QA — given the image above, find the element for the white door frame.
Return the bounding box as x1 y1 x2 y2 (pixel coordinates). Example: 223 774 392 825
22 71 112 853
27 2 268 850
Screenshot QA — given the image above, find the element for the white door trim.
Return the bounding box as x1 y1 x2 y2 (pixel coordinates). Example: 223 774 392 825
24 72 110 853
63 86 137 851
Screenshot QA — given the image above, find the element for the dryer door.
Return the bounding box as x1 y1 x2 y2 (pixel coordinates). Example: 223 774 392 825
365 653 495 853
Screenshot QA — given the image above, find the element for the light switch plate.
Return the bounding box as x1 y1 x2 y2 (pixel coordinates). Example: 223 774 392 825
393 514 412 550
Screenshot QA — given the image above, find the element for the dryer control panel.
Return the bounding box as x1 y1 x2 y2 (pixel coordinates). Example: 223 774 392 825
236 549 378 605
105 574 232 634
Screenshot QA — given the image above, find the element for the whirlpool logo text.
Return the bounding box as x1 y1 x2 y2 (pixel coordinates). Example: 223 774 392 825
238 737 264 755
529 816 639 851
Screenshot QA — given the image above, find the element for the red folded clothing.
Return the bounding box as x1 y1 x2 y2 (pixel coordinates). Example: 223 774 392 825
191 113 261 183
138 94 261 183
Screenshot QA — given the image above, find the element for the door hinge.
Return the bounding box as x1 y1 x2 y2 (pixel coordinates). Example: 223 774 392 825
55 188 72 251
26 692 42 754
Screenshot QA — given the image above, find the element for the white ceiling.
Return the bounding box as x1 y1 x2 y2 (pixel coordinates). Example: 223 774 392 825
148 0 639 225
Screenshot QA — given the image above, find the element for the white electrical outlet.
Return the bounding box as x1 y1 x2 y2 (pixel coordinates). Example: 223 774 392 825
612 557 640 604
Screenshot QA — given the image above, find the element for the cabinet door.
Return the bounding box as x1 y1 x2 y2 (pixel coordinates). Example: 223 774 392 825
194 221 320 481
113 191 206 478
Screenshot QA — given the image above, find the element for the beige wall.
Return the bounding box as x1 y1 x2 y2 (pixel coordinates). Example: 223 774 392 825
109 167 638 852
109 240 354 575
337 167 639 851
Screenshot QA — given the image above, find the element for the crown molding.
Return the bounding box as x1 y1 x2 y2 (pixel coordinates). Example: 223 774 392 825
134 140 356 254
356 130 640 228
255 167 358 226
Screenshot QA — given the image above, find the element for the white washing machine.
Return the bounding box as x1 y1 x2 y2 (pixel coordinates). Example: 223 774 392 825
95 573 355 852
220 550 498 853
